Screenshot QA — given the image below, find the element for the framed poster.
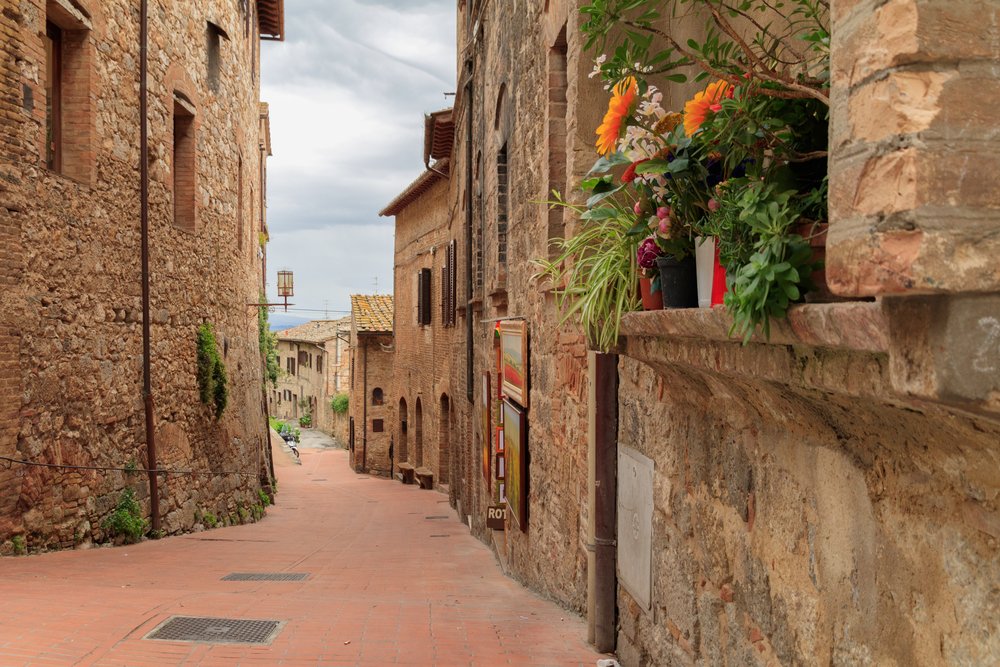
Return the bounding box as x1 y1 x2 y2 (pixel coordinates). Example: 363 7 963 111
481 372 491 482
499 320 528 408
502 399 527 531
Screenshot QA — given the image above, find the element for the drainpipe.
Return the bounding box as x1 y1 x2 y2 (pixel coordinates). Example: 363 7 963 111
139 0 160 533
463 64 474 404
588 351 618 652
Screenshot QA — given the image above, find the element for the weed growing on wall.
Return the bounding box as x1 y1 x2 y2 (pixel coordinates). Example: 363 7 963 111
197 323 228 418
101 488 148 544
330 393 349 414
258 293 280 388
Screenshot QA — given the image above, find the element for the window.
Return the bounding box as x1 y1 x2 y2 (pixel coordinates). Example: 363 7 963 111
372 388 384 406
316 354 323 374
207 22 225 94
441 240 457 327
172 93 197 231
298 350 308 367
417 268 432 326
286 357 296 376
44 22 62 172
372 419 384 433
496 143 509 277
42 1 94 183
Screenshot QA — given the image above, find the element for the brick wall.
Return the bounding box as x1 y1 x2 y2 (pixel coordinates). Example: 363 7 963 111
0 0 274 551
349 332 394 476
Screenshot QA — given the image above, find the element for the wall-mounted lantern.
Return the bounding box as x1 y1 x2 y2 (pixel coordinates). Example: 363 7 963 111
277 269 294 311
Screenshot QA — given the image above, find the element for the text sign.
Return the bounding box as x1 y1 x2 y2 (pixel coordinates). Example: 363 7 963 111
487 505 506 530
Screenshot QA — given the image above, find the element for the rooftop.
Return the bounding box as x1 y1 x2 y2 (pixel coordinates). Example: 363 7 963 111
276 318 349 344
351 295 394 333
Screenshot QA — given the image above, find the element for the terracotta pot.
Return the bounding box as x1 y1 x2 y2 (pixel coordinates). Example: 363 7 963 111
638 275 663 311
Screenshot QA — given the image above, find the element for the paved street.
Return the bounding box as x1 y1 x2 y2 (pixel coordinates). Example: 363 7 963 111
0 439 604 666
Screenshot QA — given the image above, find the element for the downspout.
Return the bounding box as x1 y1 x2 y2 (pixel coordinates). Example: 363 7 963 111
588 351 618 652
463 63 474 404
139 0 160 533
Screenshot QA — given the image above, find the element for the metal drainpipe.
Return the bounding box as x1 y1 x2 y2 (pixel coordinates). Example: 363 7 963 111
139 0 160 533
588 351 618 652
463 66 473 404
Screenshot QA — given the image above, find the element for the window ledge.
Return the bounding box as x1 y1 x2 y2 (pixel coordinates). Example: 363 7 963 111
619 301 888 353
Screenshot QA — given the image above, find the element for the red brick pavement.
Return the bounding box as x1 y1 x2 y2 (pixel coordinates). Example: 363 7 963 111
0 441 607 666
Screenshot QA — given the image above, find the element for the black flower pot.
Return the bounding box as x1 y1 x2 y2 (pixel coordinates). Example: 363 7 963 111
655 255 698 309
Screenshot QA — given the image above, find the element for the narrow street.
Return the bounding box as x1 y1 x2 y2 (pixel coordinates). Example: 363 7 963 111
0 438 603 666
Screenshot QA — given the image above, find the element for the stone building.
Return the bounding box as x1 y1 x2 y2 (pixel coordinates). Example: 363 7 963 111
348 294 394 476
0 0 284 550
424 0 1000 664
380 109 457 490
270 319 339 431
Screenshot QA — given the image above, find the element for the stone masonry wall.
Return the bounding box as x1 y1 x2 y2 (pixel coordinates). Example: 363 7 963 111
0 0 273 551
391 175 458 486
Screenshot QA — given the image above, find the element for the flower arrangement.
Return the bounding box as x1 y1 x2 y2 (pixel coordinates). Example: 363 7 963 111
540 0 831 346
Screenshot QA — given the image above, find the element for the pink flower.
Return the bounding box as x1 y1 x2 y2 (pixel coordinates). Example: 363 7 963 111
633 201 643 216
656 206 671 220
708 198 720 212
658 218 671 236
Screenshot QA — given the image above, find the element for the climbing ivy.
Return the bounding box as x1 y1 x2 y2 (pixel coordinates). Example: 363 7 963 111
257 294 280 388
197 322 228 418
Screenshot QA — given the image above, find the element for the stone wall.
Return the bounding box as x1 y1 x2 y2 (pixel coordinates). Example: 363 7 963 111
0 0 274 550
390 175 458 486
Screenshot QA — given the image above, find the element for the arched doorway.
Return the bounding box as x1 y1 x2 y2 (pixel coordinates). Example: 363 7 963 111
414 398 424 467
439 394 451 485
398 398 408 463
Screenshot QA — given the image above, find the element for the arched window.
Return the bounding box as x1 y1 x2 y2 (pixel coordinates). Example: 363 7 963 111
372 387 384 406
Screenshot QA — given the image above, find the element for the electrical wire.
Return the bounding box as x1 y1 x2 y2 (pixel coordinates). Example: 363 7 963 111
0 456 257 477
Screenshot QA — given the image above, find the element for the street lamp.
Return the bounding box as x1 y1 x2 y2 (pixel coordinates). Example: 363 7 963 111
277 270 294 312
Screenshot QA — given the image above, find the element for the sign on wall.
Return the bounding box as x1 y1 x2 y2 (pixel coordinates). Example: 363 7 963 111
618 445 654 611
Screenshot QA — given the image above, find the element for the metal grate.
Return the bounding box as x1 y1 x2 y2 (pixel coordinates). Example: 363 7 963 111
144 616 282 645
222 572 309 581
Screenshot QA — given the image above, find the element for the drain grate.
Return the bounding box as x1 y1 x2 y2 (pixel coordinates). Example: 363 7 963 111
222 572 309 582
425 515 449 520
430 534 451 538
144 616 282 645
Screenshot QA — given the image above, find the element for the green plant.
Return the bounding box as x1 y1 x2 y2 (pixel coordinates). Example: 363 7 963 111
124 458 139 476
257 489 272 506
11 535 26 555
101 488 148 544
258 294 280 388
535 191 643 352
203 511 218 528
330 393 349 414
197 323 228 418
299 413 312 428
238 506 249 523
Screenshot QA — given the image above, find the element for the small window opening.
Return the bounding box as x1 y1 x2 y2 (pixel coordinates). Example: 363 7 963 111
372 388 384 406
172 94 197 232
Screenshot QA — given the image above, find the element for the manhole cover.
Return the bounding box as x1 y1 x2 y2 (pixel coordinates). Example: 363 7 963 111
222 573 309 581
425 515 449 520
144 616 282 644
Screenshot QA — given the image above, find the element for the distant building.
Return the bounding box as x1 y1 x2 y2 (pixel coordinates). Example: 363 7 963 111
348 295 394 476
271 320 342 432
380 109 457 490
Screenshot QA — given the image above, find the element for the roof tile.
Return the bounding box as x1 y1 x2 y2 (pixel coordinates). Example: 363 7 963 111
351 294 394 333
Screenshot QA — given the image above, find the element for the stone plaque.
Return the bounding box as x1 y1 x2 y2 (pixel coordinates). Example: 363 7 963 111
617 446 654 611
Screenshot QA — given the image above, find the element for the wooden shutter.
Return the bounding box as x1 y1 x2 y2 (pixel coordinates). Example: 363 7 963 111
418 268 432 325
448 240 457 326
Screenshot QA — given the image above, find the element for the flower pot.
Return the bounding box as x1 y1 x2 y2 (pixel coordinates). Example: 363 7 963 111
695 237 715 308
638 276 663 311
655 255 698 308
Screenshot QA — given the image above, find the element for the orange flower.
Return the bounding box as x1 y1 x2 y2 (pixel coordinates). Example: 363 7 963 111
683 80 732 136
595 77 638 155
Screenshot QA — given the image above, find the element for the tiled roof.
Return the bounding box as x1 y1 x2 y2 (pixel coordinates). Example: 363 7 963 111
351 295 394 333
277 318 348 344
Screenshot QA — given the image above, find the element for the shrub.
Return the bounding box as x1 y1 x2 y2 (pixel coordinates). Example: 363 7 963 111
102 488 147 544
257 489 272 506
197 323 228 418
299 413 312 428
11 535 26 555
258 294 280 388
203 511 217 529
330 393 349 414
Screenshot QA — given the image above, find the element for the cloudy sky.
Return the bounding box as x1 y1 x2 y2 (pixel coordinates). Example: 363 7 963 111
260 0 456 324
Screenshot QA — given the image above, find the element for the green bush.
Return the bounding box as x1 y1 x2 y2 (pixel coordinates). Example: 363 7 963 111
11 535 26 555
102 488 147 544
203 511 217 529
330 393 349 414
299 413 312 428
258 294 280 388
197 323 228 418
257 489 272 506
